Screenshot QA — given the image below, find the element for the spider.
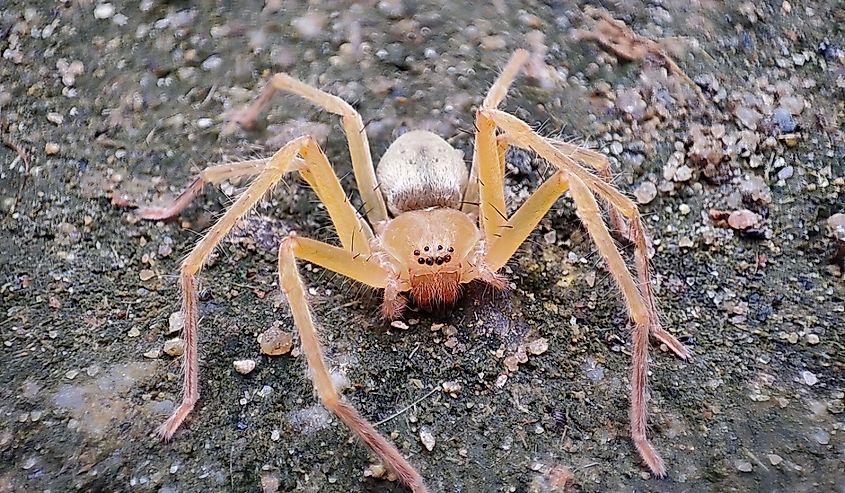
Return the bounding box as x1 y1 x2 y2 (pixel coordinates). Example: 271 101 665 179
138 50 690 492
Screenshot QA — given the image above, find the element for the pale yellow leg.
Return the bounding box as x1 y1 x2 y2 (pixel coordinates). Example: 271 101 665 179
236 74 389 225
463 49 530 216
290 236 389 288
545 136 632 252
158 137 307 440
278 236 428 493
137 158 271 220
483 109 689 358
298 139 373 255
568 173 665 477
475 112 508 239
486 171 570 271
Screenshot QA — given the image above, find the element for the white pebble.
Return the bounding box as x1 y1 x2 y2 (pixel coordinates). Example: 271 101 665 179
196 118 214 129
168 311 184 334
163 338 185 357
419 426 436 451
735 460 752 472
800 370 818 386
633 181 657 204
94 3 115 20
233 359 256 375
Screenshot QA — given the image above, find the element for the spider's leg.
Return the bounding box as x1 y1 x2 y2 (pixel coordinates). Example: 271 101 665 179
567 173 665 477
545 137 630 239
234 73 389 224
482 108 691 477
463 49 529 217
158 137 307 440
137 158 273 220
542 138 693 355
298 138 373 254
278 236 428 493
483 109 688 358
485 170 570 271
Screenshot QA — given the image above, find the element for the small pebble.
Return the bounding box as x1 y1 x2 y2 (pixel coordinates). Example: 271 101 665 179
767 453 783 465
45 143 60 155
735 460 753 472
610 141 623 156
728 209 762 230
128 327 140 337
139 269 155 281
527 338 549 355
679 204 691 215
777 166 794 180
419 426 436 451
806 334 820 345
800 370 818 386
390 320 409 330
633 181 657 204
813 428 830 445
258 327 294 356
47 112 63 125
201 55 222 71
163 338 185 357
168 311 184 334
143 348 162 359
674 165 692 182
93 3 115 20
196 118 214 129
441 381 462 396
233 359 256 375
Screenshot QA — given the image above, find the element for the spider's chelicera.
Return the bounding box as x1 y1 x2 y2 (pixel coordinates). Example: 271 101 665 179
138 50 690 493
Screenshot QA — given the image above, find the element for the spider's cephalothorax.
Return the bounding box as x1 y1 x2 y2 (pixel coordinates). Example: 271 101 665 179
375 130 500 315
139 50 690 493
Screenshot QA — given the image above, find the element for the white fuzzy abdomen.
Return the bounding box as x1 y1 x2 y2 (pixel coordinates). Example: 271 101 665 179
376 130 468 215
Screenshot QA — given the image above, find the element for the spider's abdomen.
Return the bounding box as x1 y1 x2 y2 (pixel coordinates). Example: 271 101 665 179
376 130 468 216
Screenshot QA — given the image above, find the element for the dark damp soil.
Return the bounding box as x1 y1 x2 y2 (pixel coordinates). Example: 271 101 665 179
1 1 843 492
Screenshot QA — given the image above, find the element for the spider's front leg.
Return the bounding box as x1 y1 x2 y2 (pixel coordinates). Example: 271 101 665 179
478 107 690 477
158 137 307 439
277 236 428 493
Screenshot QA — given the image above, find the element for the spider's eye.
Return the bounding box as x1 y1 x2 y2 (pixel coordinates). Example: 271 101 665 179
413 249 420 256
425 258 433 265
424 246 430 252
418 258 425 264
437 245 443 250
435 257 444 265
444 254 452 263
447 246 454 253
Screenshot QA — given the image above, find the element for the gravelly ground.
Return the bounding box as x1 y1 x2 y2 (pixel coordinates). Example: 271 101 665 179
1 1 843 492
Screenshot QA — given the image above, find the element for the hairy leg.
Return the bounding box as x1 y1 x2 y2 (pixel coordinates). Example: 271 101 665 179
137 158 270 220
567 173 665 477
485 170 569 271
485 109 691 475
463 49 530 217
234 73 389 225
278 236 427 493
484 109 688 358
297 138 373 255
159 137 307 440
